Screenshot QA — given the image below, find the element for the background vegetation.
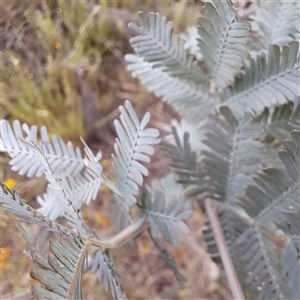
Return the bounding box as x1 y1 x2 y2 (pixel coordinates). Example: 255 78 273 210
1 1 243 299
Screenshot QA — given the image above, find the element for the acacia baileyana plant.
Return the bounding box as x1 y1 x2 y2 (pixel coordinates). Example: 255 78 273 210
1 1 299 299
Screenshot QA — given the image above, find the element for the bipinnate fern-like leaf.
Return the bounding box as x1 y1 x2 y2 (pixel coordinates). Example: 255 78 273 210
111 100 160 206
91 250 126 300
0 119 85 177
179 26 202 62
161 128 198 185
223 42 300 119
251 101 300 144
125 54 217 121
161 127 211 196
148 229 186 282
1 183 126 299
0 183 74 238
164 118 207 153
37 139 103 220
143 187 192 249
128 12 207 84
237 226 288 299
200 109 296 297
201 107 280 204
280 236 300 300
17 223 49 258
111 194 132 232
146 173 194 216
279 211 300 237
57 166 102 211
145 175 188 281
279 208 300 300
146 173 183 200
235 130 299 299
23 141 89 234
31 235 89 300
251 1 299 49
239 168 297 226
198 0 251 88
0 119 103 219
236 127 299 246
278 130 300 183
239 130 299 226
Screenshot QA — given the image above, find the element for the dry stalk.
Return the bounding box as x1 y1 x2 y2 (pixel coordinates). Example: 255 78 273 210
204 198 245 300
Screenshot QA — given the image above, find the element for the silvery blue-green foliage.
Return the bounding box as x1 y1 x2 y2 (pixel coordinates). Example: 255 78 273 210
91 250 125 299
280 208 300 300
179 26 203 62
250 0 299 49
125 53 216 122
163 112 299 299
0 101 191 299
148 229 187 282
125 10 217 122
143 174 192 249
160 107 297 298
238 130 299 225
124 1 300 298
128 12 207 84
0 183 74 239
0 119 103 220
0 119 85 177
30 235 89 300
0 183 104 299
235 130 300 299
223 42 300 119
126 0 300 123
237 227 289 299
251 101 300 144
279 205 300 300
0 99 166 300
144 174 192 281
109 100 161 206
1 0 300 299
163 118 206 153
160 126 210 193
22 142 89 234
202 204 252 296
197 0 251 88
164 123 299 299
111 194 132 233
106 100 161 234
0 135 126 299
17 223 50 258
40 139 102 220
201 107 283 205
280 236 300 300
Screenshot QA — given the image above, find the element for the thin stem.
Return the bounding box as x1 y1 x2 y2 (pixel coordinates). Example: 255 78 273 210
224 204 255 227
85 108 119 134
204 198 245 300
85 184 197 250
87 214 149 250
